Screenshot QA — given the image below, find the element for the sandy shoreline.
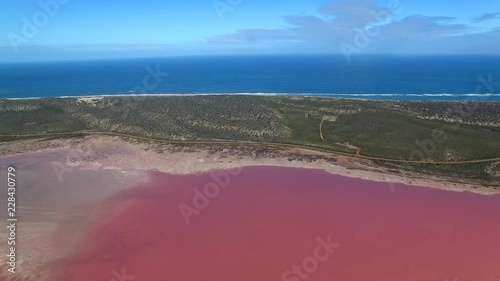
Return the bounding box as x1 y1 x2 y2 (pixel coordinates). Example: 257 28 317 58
4 93 499 102
4 93 282 100
2 134 499 195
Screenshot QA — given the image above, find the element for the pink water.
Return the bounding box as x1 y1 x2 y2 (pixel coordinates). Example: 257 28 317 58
56 166 500 281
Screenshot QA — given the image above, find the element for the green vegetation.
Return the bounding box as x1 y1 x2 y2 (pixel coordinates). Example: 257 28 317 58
1 95 499 181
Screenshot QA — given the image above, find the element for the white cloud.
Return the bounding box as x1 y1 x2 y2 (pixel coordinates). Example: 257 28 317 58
206 0 500 55
472 13 500 23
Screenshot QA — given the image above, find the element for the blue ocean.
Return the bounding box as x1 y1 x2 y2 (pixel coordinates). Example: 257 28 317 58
1 55 499 101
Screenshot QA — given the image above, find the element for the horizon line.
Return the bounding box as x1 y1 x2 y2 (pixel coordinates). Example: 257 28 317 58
2 52 500 64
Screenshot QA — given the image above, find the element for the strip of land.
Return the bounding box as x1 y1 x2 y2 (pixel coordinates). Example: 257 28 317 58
1 133 499 194
2 130 500 165
1 95 499 185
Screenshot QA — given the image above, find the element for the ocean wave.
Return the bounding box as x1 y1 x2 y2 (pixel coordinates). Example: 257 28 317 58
3 92 499 100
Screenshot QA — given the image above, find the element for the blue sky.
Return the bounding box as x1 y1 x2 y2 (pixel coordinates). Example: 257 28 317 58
1 0 499 61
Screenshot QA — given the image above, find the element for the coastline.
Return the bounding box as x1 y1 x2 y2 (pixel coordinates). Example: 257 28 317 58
2 134 499 195
2 92 499 102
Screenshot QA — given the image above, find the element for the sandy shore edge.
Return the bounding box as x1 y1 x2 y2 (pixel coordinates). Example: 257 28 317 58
1 134 499 195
